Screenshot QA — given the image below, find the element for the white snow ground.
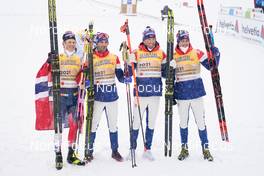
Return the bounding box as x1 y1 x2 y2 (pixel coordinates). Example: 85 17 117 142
0 0 264 176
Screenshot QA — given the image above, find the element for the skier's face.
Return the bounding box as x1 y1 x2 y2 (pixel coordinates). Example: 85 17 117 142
96 41 109 52
143 38 156 49
178 39 190 48
63 39 76 52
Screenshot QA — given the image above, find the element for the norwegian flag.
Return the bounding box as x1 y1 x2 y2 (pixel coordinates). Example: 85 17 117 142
35 62 54 130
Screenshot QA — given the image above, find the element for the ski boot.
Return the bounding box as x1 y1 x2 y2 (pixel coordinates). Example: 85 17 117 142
55 151 63 170
178 144 189 161
142 149 155 161
143 150 155 161
84 150 94 162
202 144 214 161
67 147 85 166
112 151 124 162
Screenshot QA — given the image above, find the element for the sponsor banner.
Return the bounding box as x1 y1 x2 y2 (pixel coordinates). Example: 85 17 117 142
217 15 239 36
252 11 264 21
217 14 264 47
239 18 264 45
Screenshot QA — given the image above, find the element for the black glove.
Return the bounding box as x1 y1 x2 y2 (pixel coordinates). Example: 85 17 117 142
47 52 57 64
211 46 220 58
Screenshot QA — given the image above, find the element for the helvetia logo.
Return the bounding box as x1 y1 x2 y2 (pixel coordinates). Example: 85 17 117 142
241 25 260 37
218 20 235 30
235 20 239 33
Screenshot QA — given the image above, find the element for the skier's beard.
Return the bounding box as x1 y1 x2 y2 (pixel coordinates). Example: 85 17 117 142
96 46 107 52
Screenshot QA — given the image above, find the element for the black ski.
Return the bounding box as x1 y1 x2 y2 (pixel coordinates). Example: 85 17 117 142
197 0 229 142
48 0 62 170
161 6 174 157
84 23 95 162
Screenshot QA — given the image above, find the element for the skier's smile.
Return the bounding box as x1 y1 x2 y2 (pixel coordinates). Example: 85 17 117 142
63 39 76 52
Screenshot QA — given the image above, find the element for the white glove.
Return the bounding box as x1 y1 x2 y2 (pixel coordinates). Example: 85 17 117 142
170 60 176 69
127 53 136 63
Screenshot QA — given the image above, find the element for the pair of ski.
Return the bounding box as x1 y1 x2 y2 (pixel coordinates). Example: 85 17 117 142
48 0 63 170
197 0 229 142
162 0 229 158
161 6 174 158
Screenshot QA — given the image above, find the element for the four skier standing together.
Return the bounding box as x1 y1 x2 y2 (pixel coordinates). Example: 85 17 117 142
37 19 221 168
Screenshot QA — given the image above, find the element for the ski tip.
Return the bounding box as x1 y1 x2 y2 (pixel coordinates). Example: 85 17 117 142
161 5 169 19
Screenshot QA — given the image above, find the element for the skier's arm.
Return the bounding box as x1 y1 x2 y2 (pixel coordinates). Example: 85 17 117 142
161 51 167 78
75 30 86 59
162 55 176 79
75 30 95 60
128 51 138 74
115 56 126 83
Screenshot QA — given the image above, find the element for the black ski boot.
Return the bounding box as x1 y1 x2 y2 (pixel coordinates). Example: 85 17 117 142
202 144 214 161
84 150 94 162
112 151 124 162
178 144 189 161
67 147 85 166
55 151 63 170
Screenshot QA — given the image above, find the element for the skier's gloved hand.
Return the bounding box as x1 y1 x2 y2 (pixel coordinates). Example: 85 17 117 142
211 46 220 58
124 76 132 84
47 52 58 64
46 52 52 64
170 60 176 69
211 46 220 66
127 53 136 63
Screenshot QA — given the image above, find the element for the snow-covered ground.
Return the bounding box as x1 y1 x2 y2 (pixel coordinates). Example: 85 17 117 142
0 0 263 176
